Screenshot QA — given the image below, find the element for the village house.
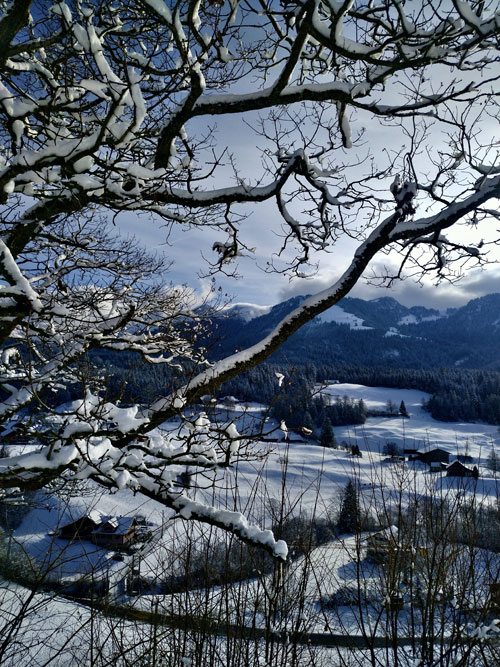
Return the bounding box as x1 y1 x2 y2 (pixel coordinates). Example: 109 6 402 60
58 512 137 548
416 448 450 465
363 525 424 568
91 517 137 547
58 510 102 540
446 460 477 478
364 526 400 563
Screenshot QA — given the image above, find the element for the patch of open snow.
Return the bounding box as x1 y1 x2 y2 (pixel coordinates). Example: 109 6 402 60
316 305 371 329
11 385 500 605
384 328 408 338
319 383 500 459
398 313 444 325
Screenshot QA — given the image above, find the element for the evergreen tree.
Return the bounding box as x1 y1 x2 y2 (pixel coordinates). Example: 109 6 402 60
487 447 500 473
320 418 336 448
337 480 361 534
399 400 409 417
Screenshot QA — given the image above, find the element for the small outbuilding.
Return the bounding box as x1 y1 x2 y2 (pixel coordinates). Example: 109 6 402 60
403 447 419 459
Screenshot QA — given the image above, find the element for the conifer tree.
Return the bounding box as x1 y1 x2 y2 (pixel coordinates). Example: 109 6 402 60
337 480 361 534
399 400 409 418
320 418 336 448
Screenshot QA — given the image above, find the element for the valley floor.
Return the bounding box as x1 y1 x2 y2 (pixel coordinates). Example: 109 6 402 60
2 383 500 666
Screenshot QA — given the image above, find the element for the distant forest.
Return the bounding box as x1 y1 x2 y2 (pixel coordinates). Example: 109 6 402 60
73 351 500 427
220 364 500 426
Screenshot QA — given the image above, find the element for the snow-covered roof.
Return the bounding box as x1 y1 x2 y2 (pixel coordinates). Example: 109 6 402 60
447 459 473 470
364 526 399 543
88 509 103 524
418 447 449 454
91 516 135 536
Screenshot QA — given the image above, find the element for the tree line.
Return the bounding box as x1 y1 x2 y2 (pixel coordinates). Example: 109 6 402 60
67 355 500 427
220 364 500 426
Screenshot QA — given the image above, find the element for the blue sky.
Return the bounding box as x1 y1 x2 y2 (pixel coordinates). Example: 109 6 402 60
115 16 500 314
117 108 500 312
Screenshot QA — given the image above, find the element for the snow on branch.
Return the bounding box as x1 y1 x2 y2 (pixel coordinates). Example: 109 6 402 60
165 492 288 560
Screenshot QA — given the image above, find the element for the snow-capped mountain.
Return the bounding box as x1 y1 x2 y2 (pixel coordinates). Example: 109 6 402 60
219 295 446 330
220 302 272 322
212 293 500 369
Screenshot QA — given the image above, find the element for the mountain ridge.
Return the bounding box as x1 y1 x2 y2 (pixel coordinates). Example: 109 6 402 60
213 293 500 370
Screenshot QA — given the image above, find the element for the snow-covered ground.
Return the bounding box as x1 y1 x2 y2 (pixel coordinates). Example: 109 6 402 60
315 305 372 329
321 383 500 458
4 384 500 664
10 384 500 579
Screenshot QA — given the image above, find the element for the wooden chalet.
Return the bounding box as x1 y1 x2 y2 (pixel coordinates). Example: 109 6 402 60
446 460 476 478
364 526 400 563
91 517 137 547
58 512 136 548
364 527 426 574
417 448 450 465
58 510 102 540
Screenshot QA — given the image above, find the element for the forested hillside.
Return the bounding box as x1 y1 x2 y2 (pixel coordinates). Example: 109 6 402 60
213 294 500 370
80 294 500 427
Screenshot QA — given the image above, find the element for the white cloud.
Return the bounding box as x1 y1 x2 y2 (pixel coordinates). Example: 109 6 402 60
277 263 500 311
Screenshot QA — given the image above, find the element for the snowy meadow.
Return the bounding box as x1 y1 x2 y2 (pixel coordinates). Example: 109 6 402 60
3 384 500 665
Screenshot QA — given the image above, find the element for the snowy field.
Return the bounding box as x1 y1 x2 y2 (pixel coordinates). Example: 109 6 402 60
320 383 500 457
3 384 500 664
10 384 500 581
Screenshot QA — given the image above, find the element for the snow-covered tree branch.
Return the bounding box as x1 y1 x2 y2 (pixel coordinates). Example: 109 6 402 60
0 0 499 557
